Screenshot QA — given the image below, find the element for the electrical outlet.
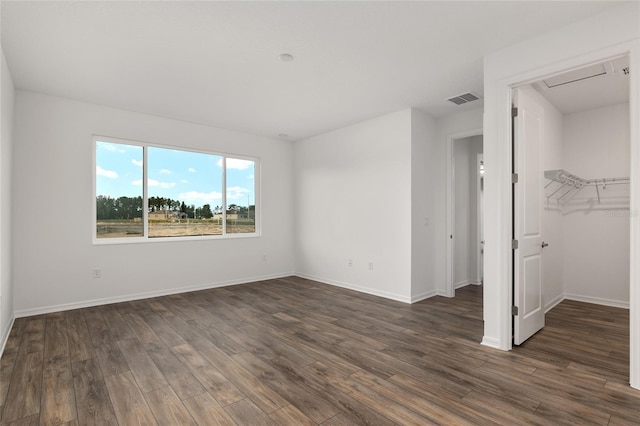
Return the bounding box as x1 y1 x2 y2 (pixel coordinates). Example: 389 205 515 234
348 259 353 267
92 269 101 279
262 254 267 262
368 261 374 271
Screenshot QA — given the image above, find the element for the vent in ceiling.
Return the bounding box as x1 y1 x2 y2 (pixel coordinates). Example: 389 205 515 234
446 92 481 105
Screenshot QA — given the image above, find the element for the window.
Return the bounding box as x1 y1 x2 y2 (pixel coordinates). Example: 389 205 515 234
94 137 259 243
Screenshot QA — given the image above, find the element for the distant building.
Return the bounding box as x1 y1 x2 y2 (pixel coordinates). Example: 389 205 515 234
148 210 188 221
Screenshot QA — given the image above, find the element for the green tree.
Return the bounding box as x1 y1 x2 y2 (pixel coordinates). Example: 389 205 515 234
186 204 195 218
201 204 213 219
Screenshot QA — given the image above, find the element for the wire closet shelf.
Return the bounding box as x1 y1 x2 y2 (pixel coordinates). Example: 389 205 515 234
544 169 629 211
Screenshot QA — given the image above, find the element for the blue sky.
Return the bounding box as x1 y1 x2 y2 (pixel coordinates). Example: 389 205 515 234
96 141 255 209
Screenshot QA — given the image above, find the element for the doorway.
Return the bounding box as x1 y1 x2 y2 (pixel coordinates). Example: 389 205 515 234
511 56 631 346
446 132 484 297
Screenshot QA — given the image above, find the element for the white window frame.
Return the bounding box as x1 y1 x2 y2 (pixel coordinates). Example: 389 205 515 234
92 135 261 245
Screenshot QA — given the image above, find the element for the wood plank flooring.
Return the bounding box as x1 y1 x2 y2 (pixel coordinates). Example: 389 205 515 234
0 276 638 425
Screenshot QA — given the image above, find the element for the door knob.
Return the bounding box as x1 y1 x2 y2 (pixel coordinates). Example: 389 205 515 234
541 242 549 248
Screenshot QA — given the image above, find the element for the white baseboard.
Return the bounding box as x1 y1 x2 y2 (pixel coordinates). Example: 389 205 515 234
545 293 565 313
14 272 295 318
0 314 15 359
563 293 629 309
454 280 481 289
481 336 503 350
411 290 438 303
295 273 412 304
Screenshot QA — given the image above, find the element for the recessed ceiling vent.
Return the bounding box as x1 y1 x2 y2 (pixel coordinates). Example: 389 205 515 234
446 92 481 105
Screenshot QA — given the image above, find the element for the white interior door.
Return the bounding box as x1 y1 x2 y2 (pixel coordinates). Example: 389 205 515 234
513 87 545 345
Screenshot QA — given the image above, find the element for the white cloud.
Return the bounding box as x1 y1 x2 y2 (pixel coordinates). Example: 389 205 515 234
180 179 189 184
132 159 143 167
159 169 172 174
226 186 249 200
178 190 222 204
188 168 196 173
99 143 125 154
132 179 175 189
217 158 253 170
96 166 118 179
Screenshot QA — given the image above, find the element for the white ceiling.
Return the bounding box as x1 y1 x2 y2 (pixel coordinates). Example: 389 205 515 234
0 1 626 141
533 56 630 114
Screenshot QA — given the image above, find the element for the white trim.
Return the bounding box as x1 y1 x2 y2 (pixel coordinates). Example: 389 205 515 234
0 314 15 358
411 290 438 304
544 293 565 313
14 272 293 318
295 272 413 304
481 336 501 349
446 128 483 298
564 293 629 310
454 280 479 290
477 152 484 285
629 42 640 391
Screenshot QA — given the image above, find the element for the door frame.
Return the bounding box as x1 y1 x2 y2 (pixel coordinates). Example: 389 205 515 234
486 42 640 388
476 153 484 285
446 129 483 297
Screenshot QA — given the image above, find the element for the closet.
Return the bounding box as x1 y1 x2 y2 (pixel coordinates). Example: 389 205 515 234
534 56 630 310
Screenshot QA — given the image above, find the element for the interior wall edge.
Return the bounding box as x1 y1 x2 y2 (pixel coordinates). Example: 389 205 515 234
544 293 565 314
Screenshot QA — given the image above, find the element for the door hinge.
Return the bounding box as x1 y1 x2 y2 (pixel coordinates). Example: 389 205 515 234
512 239 519 250
512 306 519 316
512 107 518 117
512 173 519 183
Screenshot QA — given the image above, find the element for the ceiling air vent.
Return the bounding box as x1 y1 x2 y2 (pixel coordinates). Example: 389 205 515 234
447 92 481 105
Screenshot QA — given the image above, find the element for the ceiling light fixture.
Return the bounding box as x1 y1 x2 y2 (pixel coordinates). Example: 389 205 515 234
278 133 289 138
279 53 294 63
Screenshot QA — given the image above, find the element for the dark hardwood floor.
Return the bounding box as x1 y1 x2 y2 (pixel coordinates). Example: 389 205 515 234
0 276 637 425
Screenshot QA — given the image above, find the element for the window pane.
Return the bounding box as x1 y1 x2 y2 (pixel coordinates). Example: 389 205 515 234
226 158 256 234
95 141 144 238
147 147 223 238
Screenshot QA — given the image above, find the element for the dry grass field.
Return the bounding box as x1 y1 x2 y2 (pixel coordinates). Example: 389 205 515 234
97 221 255 238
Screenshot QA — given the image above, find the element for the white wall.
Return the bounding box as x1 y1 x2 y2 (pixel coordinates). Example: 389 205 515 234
12 91 295 315
436 107 483 295
482 2 639 384
453 137 471 287
294 109 414 302
0 50 15 348
562 103 630 306
411 109 438 301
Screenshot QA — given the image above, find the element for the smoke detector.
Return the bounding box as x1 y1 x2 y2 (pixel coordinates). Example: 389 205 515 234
446 92 481 105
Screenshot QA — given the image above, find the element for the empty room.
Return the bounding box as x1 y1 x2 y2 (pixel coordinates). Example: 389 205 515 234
1 1 640 425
